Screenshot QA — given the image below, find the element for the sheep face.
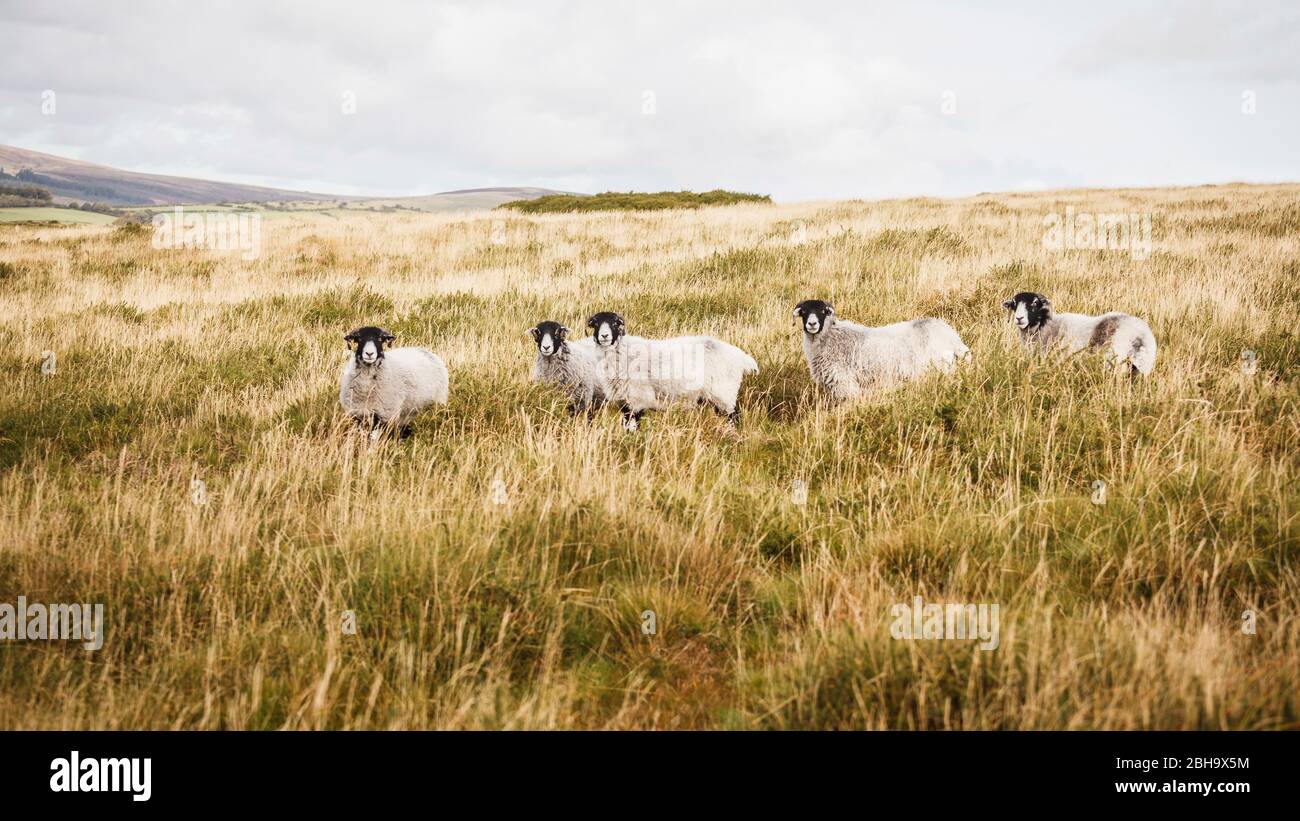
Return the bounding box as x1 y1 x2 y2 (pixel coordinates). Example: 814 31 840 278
344 326 396 367
587 311 625 348
529 320 569 357
793 300 835 336
1002 292 1052 331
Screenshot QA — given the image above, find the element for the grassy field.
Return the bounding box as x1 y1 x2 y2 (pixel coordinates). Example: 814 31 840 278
0 207 118 225
0 184 1296 729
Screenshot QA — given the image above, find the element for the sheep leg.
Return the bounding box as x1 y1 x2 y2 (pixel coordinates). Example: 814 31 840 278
706 397 740 427
618 402 645 431
567 387 600 420
567 394 595 420
353 413 381 437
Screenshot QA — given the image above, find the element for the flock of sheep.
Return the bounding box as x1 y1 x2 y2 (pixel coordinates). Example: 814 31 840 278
339 291 1158 437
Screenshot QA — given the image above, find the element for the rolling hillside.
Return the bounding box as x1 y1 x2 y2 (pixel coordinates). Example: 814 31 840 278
0 145 570 210
0 145 335 205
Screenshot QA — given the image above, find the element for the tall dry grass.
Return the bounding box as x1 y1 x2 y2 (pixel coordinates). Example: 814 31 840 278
0 184 1296 728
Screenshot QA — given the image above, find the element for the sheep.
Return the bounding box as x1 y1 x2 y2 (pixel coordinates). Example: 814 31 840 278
528 320 608 417
1001 291 1157 376
585 311 759 430
339 325 449 440
792 299 970 402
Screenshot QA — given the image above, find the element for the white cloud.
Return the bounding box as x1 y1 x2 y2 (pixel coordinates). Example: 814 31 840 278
0 0 1295 200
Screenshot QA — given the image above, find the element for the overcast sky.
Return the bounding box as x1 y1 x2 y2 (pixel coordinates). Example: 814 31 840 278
1 0 1296 200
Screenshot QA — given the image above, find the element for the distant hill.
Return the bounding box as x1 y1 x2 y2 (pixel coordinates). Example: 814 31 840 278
0 145 335 205
342 187 580 213
0 145 571 210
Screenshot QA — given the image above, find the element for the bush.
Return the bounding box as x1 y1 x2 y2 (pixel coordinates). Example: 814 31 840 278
0 182 53 203
498 189 771 213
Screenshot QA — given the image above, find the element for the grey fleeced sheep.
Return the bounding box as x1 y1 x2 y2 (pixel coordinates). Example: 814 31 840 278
586 311 760 430
528 320 608 416
339 326 449 439
792 299 970 401
1002 292 1157 376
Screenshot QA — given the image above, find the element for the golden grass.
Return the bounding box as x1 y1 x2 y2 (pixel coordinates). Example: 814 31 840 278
0 183 1296 728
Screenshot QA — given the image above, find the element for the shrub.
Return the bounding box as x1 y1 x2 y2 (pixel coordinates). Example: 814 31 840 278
498 190 771 213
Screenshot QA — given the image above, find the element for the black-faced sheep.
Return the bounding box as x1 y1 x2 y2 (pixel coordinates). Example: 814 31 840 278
586 311 759 430
339 326 449 439
528 320 608 417
1001 292 1157 376
792 299 970 402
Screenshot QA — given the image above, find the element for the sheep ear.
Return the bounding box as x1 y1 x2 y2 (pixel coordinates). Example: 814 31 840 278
380 331 396 344
825 304 834 315
792 307 802 326
558 326 570 339
527 326 539 339
1002 299 1015 311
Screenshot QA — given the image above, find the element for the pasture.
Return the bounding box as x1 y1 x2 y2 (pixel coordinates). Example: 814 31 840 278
0 183 1296 728
0 207 118 225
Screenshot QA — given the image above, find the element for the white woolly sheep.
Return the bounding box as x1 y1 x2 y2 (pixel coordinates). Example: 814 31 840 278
792 299 970 402
528 320 608 417
586 311 759 430
1001 291 1157 376
339 325 449 439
